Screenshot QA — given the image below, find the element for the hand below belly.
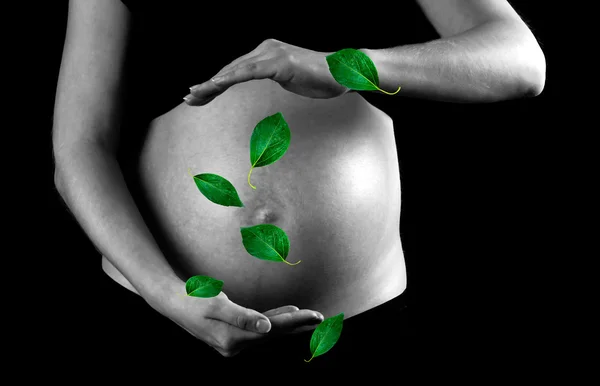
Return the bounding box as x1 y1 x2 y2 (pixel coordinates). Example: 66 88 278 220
120 79 406 318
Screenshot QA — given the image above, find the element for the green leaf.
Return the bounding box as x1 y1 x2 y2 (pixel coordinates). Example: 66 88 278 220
326 48 401 95
185 275 224 298
247 112 291 189
305 313 344 362
188 169 244 207
240 224 300 266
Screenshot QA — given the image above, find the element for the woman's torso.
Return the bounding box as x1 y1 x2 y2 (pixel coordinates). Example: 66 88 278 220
107 79 404 318
107 1 435 318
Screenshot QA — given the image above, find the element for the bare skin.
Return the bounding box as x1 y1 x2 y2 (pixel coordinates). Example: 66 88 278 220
104 78 406 319
52 0 544 358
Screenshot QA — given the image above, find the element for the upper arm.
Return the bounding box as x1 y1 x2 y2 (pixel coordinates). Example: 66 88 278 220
415 0 526 38
52 0 131 158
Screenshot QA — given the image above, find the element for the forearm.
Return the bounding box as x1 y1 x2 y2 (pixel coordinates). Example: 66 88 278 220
54 143 182 311
362 19 545 103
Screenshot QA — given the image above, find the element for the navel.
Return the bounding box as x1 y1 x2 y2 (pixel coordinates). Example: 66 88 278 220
252 207 278 224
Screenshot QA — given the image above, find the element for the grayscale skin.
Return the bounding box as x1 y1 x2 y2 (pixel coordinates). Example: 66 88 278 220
107 77 406 322
53 0 545 357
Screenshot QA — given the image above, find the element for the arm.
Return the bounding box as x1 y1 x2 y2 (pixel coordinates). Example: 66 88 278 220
362 0 546 103
52 0 323 357
185 0 545 105
52 0 180 311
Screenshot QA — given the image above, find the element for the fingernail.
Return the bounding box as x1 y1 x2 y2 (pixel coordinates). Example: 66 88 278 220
256 318 270 333
189 85 199 93
314 313 324 321
183 94 193 103
211 75 224 84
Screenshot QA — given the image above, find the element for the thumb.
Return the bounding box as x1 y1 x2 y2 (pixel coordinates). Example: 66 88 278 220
211 297 272 334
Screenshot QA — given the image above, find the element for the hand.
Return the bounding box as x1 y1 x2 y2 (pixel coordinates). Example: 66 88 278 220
165 290 324 358
184 38 350 106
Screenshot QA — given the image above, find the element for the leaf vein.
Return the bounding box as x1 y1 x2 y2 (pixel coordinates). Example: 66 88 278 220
332 56 379 90
253 114 283 168
247 228 286 262
195 177 237 200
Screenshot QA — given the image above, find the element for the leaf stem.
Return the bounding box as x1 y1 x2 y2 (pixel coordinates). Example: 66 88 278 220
282 258 301 266
187 167 194 178
376 85 401 95
304 353 316 363
248 167 256 190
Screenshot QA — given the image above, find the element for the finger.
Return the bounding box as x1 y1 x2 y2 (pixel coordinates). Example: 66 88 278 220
207 297 272 334
210 309 322 355
288 323 323 334
269 309 324 333
188 56 272 103
186 50 262 103
185 78 225 105
262 305 300 317
212 59 277 89
189 58 277 103
183 92 218 106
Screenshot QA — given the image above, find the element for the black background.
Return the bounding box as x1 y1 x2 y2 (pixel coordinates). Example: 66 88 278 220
32 0 561 376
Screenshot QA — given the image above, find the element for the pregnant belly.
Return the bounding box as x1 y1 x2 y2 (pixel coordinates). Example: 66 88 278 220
106 79 406 319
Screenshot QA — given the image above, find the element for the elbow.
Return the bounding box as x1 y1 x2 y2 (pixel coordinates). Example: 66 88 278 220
54 171 65 196
523 76 545 98
520 47 546 98
489 23 547 101
52 144 73 198
491 41 546 102
53 158 67 198
528 61 546 97
513 28 547 99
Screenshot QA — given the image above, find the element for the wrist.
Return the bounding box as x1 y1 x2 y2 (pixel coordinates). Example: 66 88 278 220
350 48 376 94
139 272 186 315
